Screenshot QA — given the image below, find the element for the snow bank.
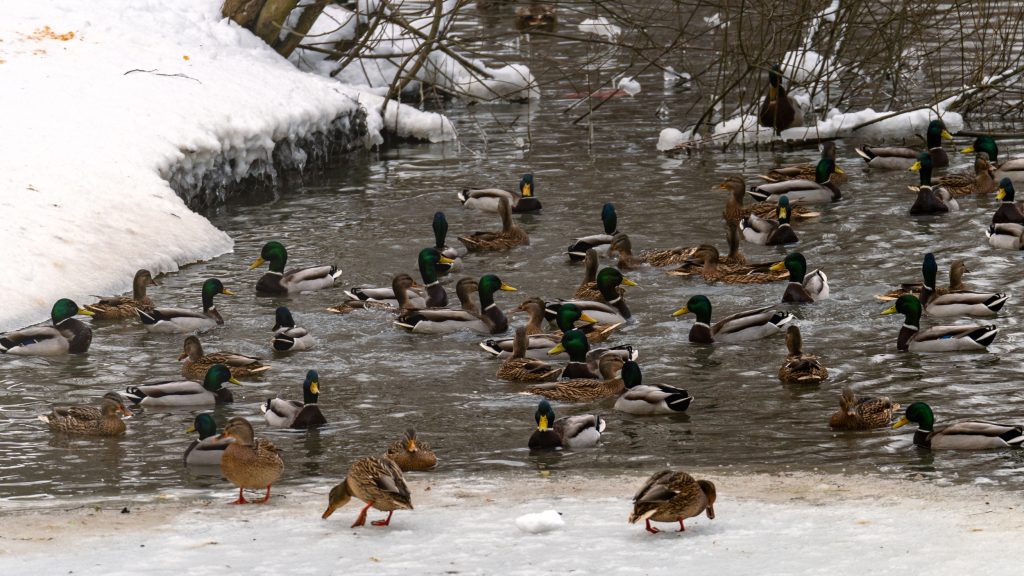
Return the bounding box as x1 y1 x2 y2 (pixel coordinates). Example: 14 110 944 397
0 0 456 332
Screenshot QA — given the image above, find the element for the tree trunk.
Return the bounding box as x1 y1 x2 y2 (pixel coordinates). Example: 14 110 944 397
275 0 328 58
254 0 298 46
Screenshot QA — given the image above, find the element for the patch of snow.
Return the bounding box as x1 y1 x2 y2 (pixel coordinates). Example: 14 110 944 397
662 66 692 88
515 509 565 533
657 128 694 151
617 76 642 96
578 17 622 40
703 13 722 27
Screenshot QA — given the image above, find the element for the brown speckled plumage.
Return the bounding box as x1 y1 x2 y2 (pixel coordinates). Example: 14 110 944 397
385 429 438 472
40 392 132 436
458 197 529 251
778 325 828 384
178 335 270 381
219 417 283 504
322 457 413 528
628 470 716 534
85 269 158 321
829 387 900 430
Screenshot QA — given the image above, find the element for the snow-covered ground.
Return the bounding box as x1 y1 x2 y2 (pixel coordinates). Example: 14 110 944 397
1 472 1019 575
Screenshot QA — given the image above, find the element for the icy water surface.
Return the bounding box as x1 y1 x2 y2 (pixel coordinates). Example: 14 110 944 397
3 4 1024 503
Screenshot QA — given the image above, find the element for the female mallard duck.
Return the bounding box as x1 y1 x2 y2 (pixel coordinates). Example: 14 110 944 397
987 222 1024 250
778 325 827 384
721 177 817 224
496 326 561 382
459 173 542 213
457 197 529 252
394 274 517 334
184 413 230 467
218 417 284 504
740 195 798 245
672 295 794 344
480 300 619 359
770 252 829 303
178 335 270 381
545 268 637 324
683 244 787 284
526 350 626 402
39 392 132 436
261 369 327 429
567 203 618 262
322 457 413 527
124 363 241 407
991 178 1024 224
431 212 462 275
607 234 695 269
748 158 843 205
828 387 898 430
1 299 93 355
574 248 602 299
932 153 996 196
249 241 342 296
908 152 958 214
272 306 316 351
758 64 802 133
893 402 1024 449
528 399 605 450
856 118 953 169
759 141 848 186
613 361 693 415
515 4 557 32
962 135 1024 182
916 253 1007 317
877 258 968 301
629 470 716 534
385 429 438 471
85 269 159 320
138 278 232 333
881 294 997 352
330 273 426 314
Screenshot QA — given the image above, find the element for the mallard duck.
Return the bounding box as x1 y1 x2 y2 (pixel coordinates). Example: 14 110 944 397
545 268 636 324
431 212 462 275
480 300 618 359
672 295 794 344
613 361 693 415
249 241 341 296
178 335 270 381
758 64 802 133
1 299 93 356
515 4 556 32
138 278 232 333
916 253 1007 317
459 174 542 213
322 456 413 527
454 277 480 313
457 197 529 252
881 295 997 352
876 258 968 301
828 387 898 430
497 326 561 382
740 195 798 245
261 369 327 429
962 135 1024 183
932 153 996 196
218 417 284 504
272 306 316 351
759 142 848 186
893 402 1024 449
628 470 716 534
607 234 695 269
85 269 159 321
908 151 958 214
385 429 438 471
748 158 843 205
778 325 827 384
39 392 132 436
330 273 426 314
184 413 230 467
574 249 602 299
526 350 626 402
567 203 618 262
683 244 787 284
394 274 517 334
991 178 1024 224
721 177 818 224
855 119 953 169
770 252 829 303
987 222 1024 250
124 364 241 407
528 399 605 450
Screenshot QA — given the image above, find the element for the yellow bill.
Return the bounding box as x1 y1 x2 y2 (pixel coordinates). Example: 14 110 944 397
941 129 953 140
228 377 243 386
522 182 532 197
779 207 788 219
310 381 320 395
439 255 455 265
537 414 549 431
185 425 196 434
77 307 95 316
997 187 1006 201
892 416 909 429
222 288 235 296
961 145 974 153
548 343 565 355
834 165 845 174
249 256 265 270
621 277 639 287
579 312 598 324
909 161 922 172
500 283 517 292
672 306 689 317
881 305 897 315
769 261 786 272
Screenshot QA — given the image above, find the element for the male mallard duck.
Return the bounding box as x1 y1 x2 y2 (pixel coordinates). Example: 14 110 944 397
394 274 516 334
272 306 316 351
672 295 794 343
613 361 693 415
881 295 997 352
431 212 462 275
457 197 529 252
218 417 284 504
962 135 1024 182
330 273 427 314
828 387 898 430
385 429 438 471
322 457 413 527
574 248 602 299
567 203 618 262
480 300 618 359
459 174 542 213
39 392 132 436
138 278 232 333
987 222 1024 250
855 118 953 169
932 153 996 196
759 141 849 186
261 369 327 429
526 350 626 402
607 234 694 269
1 299 93 356
184 413 230 467
545 268 637 324
528 399 605 450
85 269 159 321
893 402 1024 449
249 241 341 296
771 252 829 303
748 158 843 205
908 152 958 214
629 470 716 534
124 364 241 407
685 244 787 284
758 64 802 133
178 335 270 381
991 178 1024 224
740 195 798 245
778 325 827 384
497 326 561 382
877 258 968 301
916 253 1007 317
515 4 557 32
